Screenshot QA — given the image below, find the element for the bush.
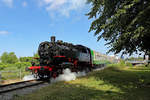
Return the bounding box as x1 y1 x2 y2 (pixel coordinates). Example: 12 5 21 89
0 62 32 71
0 63 8 70
125 62 133 67
15 62 31 70
107 60 127 67
119 59 126 67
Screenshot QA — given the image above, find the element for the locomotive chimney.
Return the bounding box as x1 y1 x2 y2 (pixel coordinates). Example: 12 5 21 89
51 36 56 42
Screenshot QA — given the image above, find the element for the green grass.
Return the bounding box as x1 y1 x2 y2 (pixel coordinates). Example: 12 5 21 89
14 66 150 100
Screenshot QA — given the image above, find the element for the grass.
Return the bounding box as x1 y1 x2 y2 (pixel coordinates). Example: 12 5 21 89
14 65 150 100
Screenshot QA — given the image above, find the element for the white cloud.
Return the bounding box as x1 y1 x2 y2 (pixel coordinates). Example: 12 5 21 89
0 31 10 35
2 0 13 7
39 0 87 17
22 1 27 7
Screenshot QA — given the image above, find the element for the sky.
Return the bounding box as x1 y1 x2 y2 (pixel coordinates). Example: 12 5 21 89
0 0 111 57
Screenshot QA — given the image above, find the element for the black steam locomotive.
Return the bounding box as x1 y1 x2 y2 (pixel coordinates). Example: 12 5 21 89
28 36 93 79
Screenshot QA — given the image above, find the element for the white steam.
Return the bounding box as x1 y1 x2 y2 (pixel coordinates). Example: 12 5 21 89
51 68 86 83
23 75 36 81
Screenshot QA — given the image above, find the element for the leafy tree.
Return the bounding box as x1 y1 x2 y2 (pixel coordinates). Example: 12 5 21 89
0 52 18 64
87 0 150 57
8 52 18 64
0 52 8 64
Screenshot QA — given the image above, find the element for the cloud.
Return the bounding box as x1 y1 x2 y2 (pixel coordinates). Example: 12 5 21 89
2 0 13 7
39 0 87 17
0 31 10 35
22 1 27 7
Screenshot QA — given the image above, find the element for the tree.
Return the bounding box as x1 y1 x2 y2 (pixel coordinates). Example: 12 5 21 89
0 52 8 64
0 52 18 64
87 0 150 57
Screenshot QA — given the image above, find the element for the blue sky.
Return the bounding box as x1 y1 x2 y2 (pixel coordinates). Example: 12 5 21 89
0 0 110 57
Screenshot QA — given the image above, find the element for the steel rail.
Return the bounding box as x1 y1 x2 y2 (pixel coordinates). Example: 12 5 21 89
0 80 45 94
0 80 36 88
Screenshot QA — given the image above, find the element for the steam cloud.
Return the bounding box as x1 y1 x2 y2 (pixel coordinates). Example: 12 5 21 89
23 68 86 82
51 68 86 83
23 75 36 81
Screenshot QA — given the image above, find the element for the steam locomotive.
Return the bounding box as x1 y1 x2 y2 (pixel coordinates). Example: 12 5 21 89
28 36 111 79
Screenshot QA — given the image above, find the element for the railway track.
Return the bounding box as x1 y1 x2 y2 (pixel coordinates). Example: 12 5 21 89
0 66 106 100
0 66 105 95
0 79 46 94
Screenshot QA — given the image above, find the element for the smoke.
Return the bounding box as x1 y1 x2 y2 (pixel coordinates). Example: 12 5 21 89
50 68 86 83
23 75 36 81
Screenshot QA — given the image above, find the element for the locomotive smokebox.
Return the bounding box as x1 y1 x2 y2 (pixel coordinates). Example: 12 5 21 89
51 36 56 42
